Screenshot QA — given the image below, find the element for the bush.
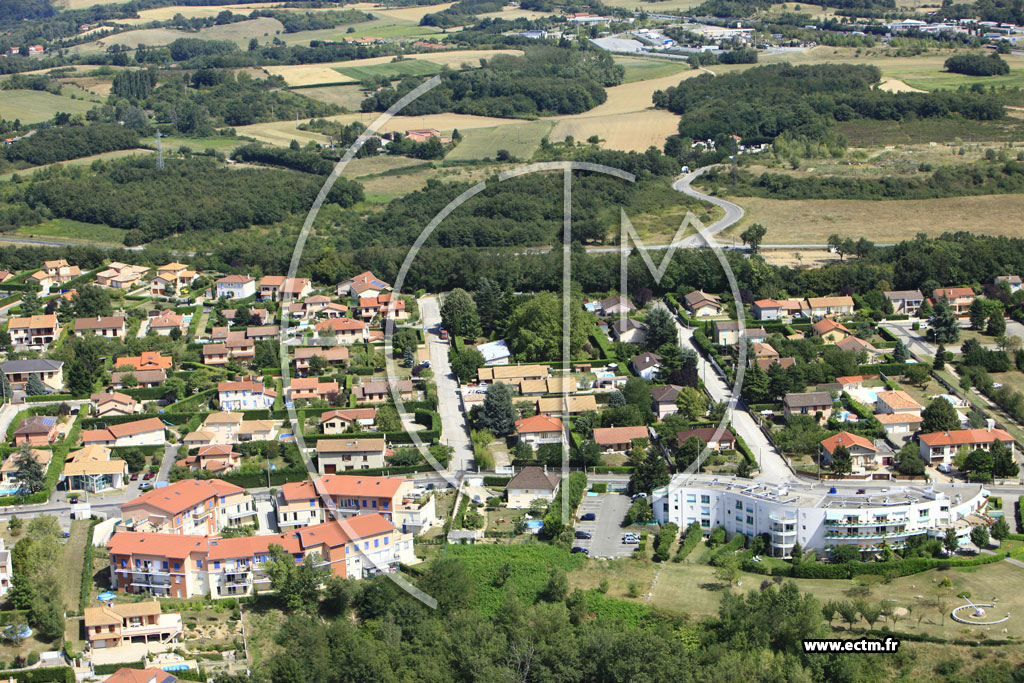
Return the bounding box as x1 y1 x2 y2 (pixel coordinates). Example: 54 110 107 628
674 522 704 562
653 522 679 562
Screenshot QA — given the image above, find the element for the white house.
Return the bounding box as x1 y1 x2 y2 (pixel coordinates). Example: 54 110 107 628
215 275 256 300
217 379 276 411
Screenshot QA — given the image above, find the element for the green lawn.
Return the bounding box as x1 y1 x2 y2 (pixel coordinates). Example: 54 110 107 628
903 70 1024 92
443 120 555 162
13 219 126 246
60 519 91 612
0 148 152 183
837 117 1024 146
989 370 1024 395
148 135 246 153
0 89 95 124
614 56 692 84
281 17 443 45
335 59 442 81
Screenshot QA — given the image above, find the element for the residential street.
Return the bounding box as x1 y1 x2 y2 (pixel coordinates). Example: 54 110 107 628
419 296 474 474
671 313 794 483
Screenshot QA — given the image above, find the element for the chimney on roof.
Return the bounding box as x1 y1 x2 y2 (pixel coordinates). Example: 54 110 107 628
986 418 995 432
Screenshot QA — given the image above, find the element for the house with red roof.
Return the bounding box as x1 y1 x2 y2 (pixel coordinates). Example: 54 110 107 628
514 414 564 449
820 431 879 473
932 287 975 317
276 475 437 535
593 425 649 452
918 426 1014 465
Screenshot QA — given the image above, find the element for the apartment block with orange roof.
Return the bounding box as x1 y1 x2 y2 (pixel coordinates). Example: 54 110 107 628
276 475 436 534
120 479 255 535
918 425 1015 465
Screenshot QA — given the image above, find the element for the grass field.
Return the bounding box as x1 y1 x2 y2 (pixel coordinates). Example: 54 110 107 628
70 17 284 55
0 148 153 183
148 135 246 153
61 519 91 612
600 0 702 11
271 49 521 87
291 84 366 110
12 219 128 246
0 89 95 123
839 117 1024 145
614 55 693 83
358 162 495 203
724 193 1024 244
335 58 442 81
444 120 555 162
278 15 444 46
571 553 1024 639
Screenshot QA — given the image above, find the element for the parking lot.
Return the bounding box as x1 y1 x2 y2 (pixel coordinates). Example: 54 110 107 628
572 492 636 559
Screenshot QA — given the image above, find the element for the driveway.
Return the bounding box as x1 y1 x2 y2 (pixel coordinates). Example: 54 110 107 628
571 492 635 560
669 309 793 483
419 296 474 473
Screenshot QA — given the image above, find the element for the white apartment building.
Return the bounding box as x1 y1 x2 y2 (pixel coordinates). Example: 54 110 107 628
652 475 989 559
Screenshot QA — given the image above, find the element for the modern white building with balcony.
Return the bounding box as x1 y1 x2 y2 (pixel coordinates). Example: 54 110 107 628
652 475 989 559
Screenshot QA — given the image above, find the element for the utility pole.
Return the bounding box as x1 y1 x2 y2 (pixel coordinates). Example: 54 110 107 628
156 129 164 170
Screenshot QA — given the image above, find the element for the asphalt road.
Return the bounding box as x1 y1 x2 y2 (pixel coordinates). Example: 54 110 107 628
668 308 794 483
672 167 745 247
419 296 474 473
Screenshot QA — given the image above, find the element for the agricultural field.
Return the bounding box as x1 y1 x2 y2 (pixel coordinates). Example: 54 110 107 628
269 49 521 87
758 45 1024 91
278 16 444 46
10 219 128 246
614 55 692 83
723 193 1024 244
476 6 559 20
69 17 285 55
357 162 495 203
292 84 367 111
549 109 680 152
600 0 703 11
838 117 1024 145
335 58 441 81
0 89 95 123
443 120 555 162
0 148 153 183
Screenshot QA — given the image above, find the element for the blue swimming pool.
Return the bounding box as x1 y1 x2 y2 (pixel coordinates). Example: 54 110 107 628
162 664 191 672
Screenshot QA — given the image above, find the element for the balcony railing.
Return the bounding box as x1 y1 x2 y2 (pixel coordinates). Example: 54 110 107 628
825 529 910 540
825 518 907 527
117 566 170 576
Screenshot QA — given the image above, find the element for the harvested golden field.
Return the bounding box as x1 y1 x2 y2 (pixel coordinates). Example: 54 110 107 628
549 110 680 152
229 120 332 147
61 76 113 97
600 0 703 10
268 49 522 86
723 194 1024 244
359 2 457 22
232 111 520 143
557 71 697 118
476 7 558 20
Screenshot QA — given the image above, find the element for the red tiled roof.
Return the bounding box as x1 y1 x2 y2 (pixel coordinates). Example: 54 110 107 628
592 426 648 445
121 479 244 516
919 428 1013 446
820 431 875 454
107 531 209 558
515 414 563 433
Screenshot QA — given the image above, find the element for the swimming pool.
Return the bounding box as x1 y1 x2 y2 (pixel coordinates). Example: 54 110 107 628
0 486 23 496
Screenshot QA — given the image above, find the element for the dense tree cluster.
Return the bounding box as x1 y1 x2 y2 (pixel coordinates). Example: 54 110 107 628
420 0 506 27
944 53 1010 76
232 143 335 175
655 63 1005 148
362 47 623 118
21 157 363 244
4 122 138 166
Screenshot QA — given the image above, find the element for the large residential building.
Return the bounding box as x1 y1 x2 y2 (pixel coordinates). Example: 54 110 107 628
95 262 149 290
82 417 165 448
316 438 387 474
514 414 564 449
84 600 182 650
63 445 129 492
215 275 256 300
932 287 976 316
1 358 63 392
884 290 924 316
783 391 834 422
115 351 172 372
217 380 276 411
653 474 989 558
73 315 127 339
276 475 437 535
150 263 197 297
8 314 60 346
106 514 416 598
12 415 59 446
807 296 855 318
506 467 561 509
918 426 1015 465
121 479 255 535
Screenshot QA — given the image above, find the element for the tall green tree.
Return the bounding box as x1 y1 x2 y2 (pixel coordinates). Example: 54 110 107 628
14 449 45 495
505 292 593 362
739 223 767 253
264 544 330 613
892 340 907 363
928 298 960 344
629 448 669 495
645 306 676 351
25 373 46 396
829 445 852 475
67 359 93 396
440 288 481 338
920 397 959 433
969 298 987 331
449 348 485 384
477 382 516 437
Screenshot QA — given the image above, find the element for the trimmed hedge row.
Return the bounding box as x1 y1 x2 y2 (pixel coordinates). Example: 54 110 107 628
94 661 144 675
483 476 511 487
80 412 192 429
674 521 704 562
77 517 101 615
745 550 1007 579
25 394 77 403
0 667 74 682
856 362 912 376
